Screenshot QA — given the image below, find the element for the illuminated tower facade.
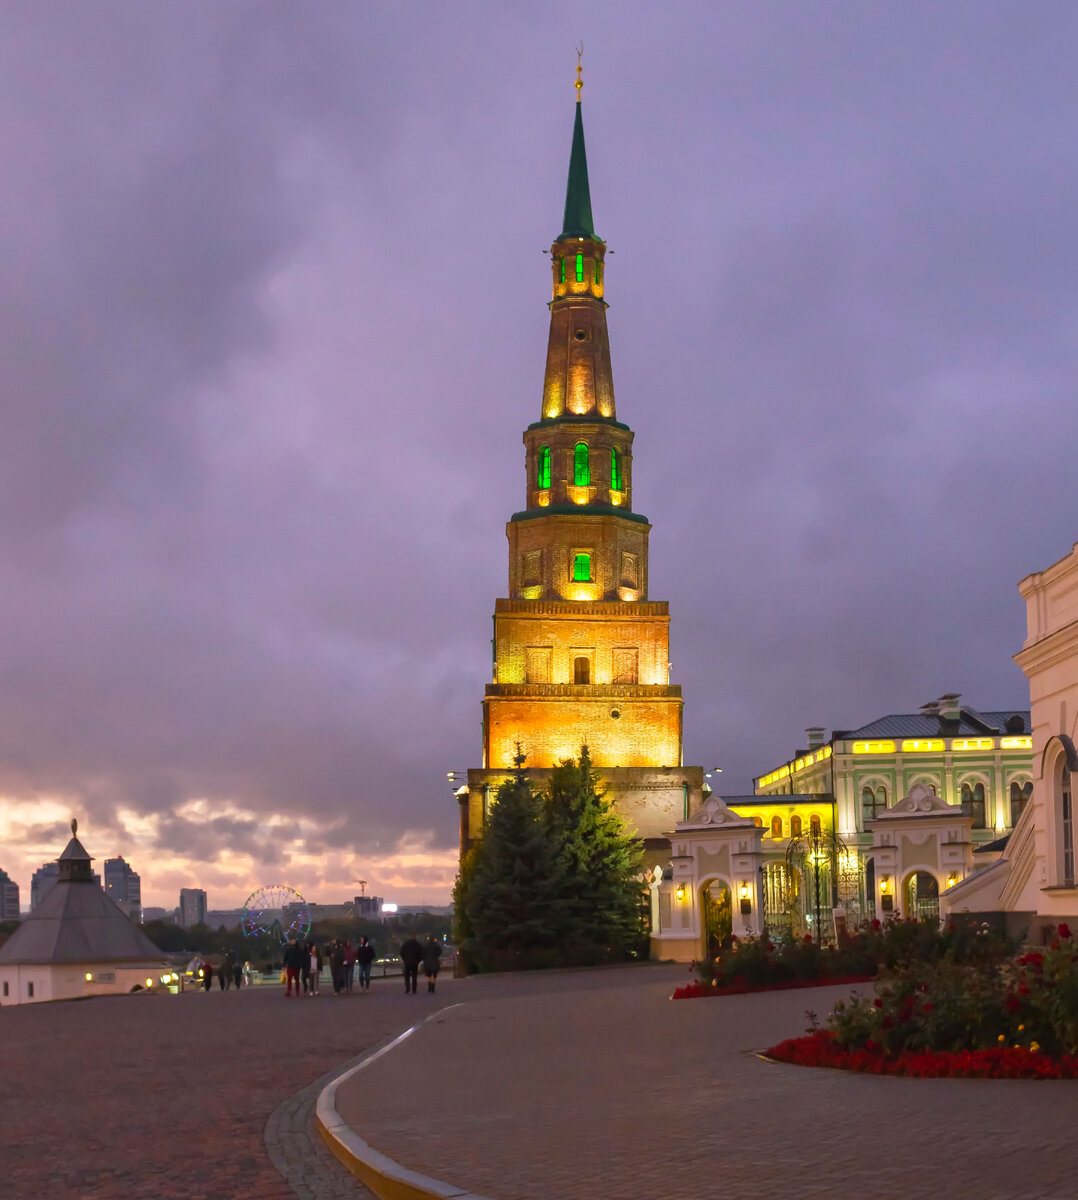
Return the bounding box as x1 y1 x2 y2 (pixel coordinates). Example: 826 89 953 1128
460 72 703 861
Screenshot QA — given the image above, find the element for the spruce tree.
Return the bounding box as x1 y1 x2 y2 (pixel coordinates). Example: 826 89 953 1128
463 757 567 969
546 744 646 958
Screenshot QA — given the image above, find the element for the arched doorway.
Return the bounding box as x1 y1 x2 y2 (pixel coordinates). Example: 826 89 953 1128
701 879 731 959
904 871 939 920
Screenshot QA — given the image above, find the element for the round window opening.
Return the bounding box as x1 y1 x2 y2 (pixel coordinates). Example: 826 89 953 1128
574 329 587 341
610 709 621 719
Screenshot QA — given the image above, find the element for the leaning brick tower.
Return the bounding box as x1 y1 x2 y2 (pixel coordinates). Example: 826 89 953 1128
459 66 704 865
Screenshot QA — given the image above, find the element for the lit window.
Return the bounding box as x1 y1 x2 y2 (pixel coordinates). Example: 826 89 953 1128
575 253 584 283
862 785 887 822
770 816 783 838
960 782 987 829
611 447 622 490
1010 780 1032 826
560 258 566 284
537 445 551 490
810 814 822 835
573 553 591 582
573 656 590 685
574 443 590 486
595 260 601 285
790 815 802 837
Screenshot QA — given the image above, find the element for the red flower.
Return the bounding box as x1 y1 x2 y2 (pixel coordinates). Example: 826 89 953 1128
1059 923 1072 939
873 998 883 1008
1005 994 1021 1012
872 919 882 930
922 1003 934 1013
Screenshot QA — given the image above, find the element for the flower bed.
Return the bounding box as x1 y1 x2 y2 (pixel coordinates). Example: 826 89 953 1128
765 1030 1078 1079
672 975 875 1000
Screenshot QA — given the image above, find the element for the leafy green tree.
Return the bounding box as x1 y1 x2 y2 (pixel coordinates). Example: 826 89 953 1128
464 759 568 969
546 744 646 957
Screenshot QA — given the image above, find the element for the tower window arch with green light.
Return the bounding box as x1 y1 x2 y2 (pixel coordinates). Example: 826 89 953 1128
538 445 551 489
574 442 590 486
575 253 584 283
573 553 591 582
610 447 622 490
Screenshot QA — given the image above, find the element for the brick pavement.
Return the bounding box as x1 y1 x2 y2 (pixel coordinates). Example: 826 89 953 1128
0 979 421 1199
335 964 1078 1200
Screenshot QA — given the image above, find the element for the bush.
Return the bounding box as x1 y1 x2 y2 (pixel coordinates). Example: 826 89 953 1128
695 932 877 990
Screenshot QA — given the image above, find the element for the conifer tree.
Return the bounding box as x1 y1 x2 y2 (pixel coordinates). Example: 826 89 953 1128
546 744 646 956
463 752 567 967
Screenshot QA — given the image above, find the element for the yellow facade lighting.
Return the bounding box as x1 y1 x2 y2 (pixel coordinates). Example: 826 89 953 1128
952 738 994 751
901 739 944 753
1001 736 1032 750
853 741 896 755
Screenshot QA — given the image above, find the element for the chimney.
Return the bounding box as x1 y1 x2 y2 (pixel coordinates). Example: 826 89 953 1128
938 693 962 721
920 699 942 717
805 727 827 750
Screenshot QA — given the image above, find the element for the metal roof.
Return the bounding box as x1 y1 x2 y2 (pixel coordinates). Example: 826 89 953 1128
837 708 1030 740
0 878 165 966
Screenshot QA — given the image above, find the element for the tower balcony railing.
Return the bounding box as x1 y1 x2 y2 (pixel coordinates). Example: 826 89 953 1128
495 598 668 616
485 682 682 698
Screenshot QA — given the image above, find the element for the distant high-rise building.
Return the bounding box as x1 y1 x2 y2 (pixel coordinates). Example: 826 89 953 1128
0 868 20 921
103 857 142 923
178 888 207 928
354 895 384 921
141 906 172 923
31 862 60 911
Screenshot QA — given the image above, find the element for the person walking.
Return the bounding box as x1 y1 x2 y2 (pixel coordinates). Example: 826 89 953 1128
422 936 442 994
329 940 345 995
343 940 357 993
219 956 231 990
233 958 243 990
202 961 213 992
308 942 322 995
399 934 422 994
300 941 311 995
283 938 304 996
356 936 375 992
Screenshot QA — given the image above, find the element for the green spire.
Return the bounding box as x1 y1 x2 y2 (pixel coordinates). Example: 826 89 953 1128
559 101 596 241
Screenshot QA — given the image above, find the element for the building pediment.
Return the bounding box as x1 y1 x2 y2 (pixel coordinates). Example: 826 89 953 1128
875 782 962 819
677 794 757 832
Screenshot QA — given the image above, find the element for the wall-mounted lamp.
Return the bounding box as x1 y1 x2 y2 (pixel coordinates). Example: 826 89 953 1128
675 883 686 902
947 872 957 888
739 881 751 915
879 875 894 913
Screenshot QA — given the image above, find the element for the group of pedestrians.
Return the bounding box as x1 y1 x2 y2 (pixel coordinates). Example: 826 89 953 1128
279 933 444 996
281 935 377 996
198 956 249 991
399 934 442 994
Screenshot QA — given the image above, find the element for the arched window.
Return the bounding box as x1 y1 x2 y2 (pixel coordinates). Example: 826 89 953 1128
573 656 590 685
810 814 822 836
575 253 584 283
1010 780 1032 826
862 785 887 822
572 553 591 582
770 816 783 838
574 443 590 486
610 447 622 491
537 446 551 490
960 782 987 829
790 815 803 837
1062 765 1074 886
752 816 763 828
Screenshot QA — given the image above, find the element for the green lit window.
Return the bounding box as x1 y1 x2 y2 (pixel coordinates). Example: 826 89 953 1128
560 257 566 284
573 553 591 582
595 260 601 286
610 447 622 490
537 445 551 490
575 253 584 283
574 442 589 486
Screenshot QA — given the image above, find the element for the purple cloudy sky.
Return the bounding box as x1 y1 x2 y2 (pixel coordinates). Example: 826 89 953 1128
2 2 1076 909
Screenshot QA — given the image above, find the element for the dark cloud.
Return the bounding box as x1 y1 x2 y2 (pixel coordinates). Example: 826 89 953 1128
1 2 1075 902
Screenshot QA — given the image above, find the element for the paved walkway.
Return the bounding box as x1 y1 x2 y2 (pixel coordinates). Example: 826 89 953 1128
336 964 1078 1200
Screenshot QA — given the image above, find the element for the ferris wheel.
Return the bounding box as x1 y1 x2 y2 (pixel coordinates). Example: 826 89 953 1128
241 884 312 943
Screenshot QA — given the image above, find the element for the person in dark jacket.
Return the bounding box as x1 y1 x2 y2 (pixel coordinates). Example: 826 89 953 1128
422 936 442 993
283 938 305 996
202 961 213 992
399 935 423 994
356 936 375 992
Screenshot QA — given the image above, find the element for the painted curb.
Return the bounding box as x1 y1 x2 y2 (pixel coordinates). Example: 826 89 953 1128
315 1003 496 1200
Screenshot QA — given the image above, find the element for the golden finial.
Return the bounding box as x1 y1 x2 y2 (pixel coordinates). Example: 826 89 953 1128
575 43 583 102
